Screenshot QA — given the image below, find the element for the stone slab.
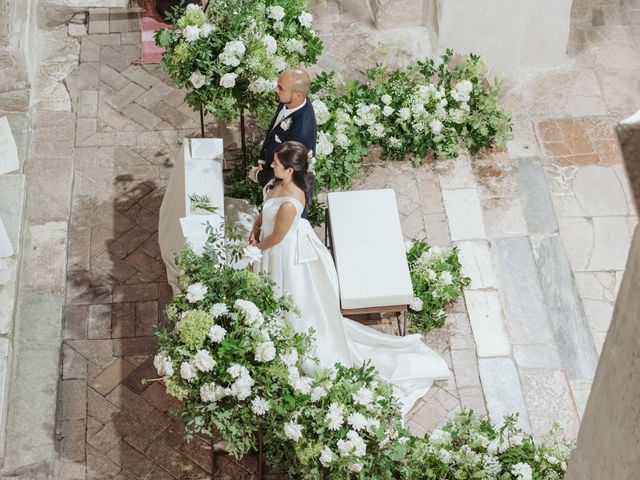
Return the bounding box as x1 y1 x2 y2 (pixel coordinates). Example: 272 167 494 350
494 236 555 344
573 166 629 216
455 240 498 289
442 188 487 241
520 369 580 439
0 173 26 252
0 258 17 335
478 357 531 430
21 222 68 294
513 344 563 369
0 338 9 457
536 235 598 381
514 157 559 234
464 289 511 357
589 216 634 271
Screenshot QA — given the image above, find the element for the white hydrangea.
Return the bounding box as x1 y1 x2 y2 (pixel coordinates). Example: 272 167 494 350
319 446 336 466
268 5 286 21
219 40 246 67
189 70 206 89
251 396 270 415
410 297 423 312
227 364 249 379
310 386 328 402
449 108 467 124
284 420 303 441
312 99 330 125
326 403 345 430
180 360 198 381
255 341 276 362
219 73 238 89
381 94 392 105
388 136 402 148
334 133 350 148
208 324 227 343
243 245 263 263
382 105 394 117
153 351 174 376
439 270 453 285
186 282 207 303
354 103 379 126
511 462 533 480
284 38 305 55
183 25 201 42
194 349 216 372
209 303 228 319
200 22 214 38
368 123 385 138
262 34 277 55
352 387 374 407
298 11 313 28
398 107 411 121
316 131 334 157
294 376 313 395
482 454 502 476
200 382 227 402
272 56 287 72
347 412 368 431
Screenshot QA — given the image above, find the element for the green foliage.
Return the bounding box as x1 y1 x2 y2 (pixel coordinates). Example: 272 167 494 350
405 239 471 335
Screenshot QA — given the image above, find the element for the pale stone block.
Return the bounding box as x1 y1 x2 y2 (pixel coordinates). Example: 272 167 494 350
0 174 26 252
464 290 511 357
573 166 628 216
552 194 586 218
0 338 8 455
520 369 580 440
589 216 634 270
582 299 614 334
481 197 528 238
513 344 562 370
435 155 476 190
442 189 486 241
574 271 615 301
21 222 68 294
435 0 572 78
455 240 497 289
558 217 593 272
478 357 531 430
0 258 17 334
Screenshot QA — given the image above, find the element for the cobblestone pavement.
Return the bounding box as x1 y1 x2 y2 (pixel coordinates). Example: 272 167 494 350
18 0 636 479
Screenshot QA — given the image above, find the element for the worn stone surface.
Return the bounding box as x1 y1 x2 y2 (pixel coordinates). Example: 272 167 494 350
464 290 511 357
514 157 559 234
442 189 487 241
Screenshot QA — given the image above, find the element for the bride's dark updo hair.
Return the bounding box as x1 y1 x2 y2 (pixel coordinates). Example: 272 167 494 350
273 141 311 208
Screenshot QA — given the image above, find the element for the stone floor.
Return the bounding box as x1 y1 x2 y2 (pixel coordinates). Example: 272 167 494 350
0 0 638 478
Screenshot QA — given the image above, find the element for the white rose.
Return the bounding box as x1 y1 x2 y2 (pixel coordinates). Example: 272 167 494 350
298 11 313 28
180 360 197 381
312 99 330 125
219 73 237 89
208 324 227 343
185 3 201 12
368 123 385 138
280 349 299 366
439 270 453 285
230 381 252 400
294 376 313 395
429 118 444 135
194 350 216 372
234 299 264 327
262 34 277 55
268 5 286 21
410 297 423 312
153 352 174 376
284 38 305 55
227 363 249 379
319 446 336 466
348 463 363 473
199 382 218 402
381 94 392 105
209 303 228 318
243 245 263 264
189 70 206 89
310 386 327 402
255 341 276 362
347 412 368 431
382 105 394 117
284 421 303 441
200 22 215 38
183 25 201 42
273 20 284 32
352 387 374 406
186 282 207 303
251 396 270 415
388 136 402 148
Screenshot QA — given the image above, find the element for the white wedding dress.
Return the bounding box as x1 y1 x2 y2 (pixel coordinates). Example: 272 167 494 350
254 196 450 417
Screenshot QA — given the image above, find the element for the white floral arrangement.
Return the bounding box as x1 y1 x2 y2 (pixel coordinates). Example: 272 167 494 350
155 1 323 127
405 238 471 335
309 51 513 191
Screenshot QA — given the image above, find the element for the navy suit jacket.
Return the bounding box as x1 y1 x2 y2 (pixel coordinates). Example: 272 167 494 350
257 99 317 188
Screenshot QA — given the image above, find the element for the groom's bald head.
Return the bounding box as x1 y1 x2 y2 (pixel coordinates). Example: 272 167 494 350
275 68 311 107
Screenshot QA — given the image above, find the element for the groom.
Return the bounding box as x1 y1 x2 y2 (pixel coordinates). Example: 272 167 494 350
250 68 317 215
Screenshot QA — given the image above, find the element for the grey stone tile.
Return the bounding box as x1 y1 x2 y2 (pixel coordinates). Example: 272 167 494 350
514 157 559 234
494 236 555 344
536 235 598 381
478 357 531 430
513 344 563 369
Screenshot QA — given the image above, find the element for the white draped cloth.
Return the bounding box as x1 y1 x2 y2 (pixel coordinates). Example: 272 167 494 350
254 196 450 417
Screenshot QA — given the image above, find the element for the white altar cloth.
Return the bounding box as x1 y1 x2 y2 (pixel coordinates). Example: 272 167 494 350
327 189 413 309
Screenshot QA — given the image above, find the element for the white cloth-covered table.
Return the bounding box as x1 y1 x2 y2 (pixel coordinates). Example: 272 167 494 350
327 189 413 310
159 138 225 293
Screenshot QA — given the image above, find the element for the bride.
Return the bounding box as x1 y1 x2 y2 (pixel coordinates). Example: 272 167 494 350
249 141 450 417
